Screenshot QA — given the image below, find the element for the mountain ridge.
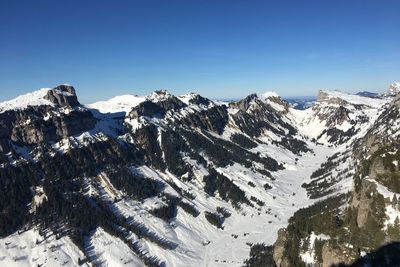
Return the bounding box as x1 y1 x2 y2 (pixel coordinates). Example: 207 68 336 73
0 84 398 267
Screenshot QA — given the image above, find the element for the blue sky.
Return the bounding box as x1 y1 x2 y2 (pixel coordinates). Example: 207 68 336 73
0 0 399 103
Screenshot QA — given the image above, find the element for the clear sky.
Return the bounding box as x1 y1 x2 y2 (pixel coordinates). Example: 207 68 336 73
0 0 399 103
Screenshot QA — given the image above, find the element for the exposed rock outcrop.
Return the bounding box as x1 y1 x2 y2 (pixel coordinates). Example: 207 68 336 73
321 242 356 267
187 94 210 106
178 105 228 134
44 84 80 107
0 85 96 147
129 93 187 119
273 229 290 267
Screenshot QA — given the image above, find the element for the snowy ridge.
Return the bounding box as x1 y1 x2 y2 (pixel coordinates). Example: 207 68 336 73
178 93 201 105
0 88 53 113
296 90 390 145
318 89 387 108
147 90 173 102
257 91 279 100
258 91 287 112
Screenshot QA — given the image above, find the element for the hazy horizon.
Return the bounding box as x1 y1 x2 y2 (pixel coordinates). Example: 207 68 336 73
0 83 390 105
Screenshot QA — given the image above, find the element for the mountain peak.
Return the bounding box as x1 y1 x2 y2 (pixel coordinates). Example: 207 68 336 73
229 91 289 114
178 92 211 106
386 82 400 96
147 89 173 102
86 94 146 114
44 84 80 107
0 84 82 114
258 91 280 100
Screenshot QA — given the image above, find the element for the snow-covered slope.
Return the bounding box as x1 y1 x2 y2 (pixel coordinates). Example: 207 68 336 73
0 88 53 113
317 89 386 108
86 94 146 114
0 228 86 267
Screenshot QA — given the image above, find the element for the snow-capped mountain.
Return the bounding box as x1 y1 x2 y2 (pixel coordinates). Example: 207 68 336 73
299 90 388 145
0 84 398 267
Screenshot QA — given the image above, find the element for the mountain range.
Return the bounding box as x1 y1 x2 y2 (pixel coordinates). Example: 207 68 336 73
0 83 399 267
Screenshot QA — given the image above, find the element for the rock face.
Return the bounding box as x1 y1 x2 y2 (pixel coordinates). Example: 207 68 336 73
156 95 187 111
179 105 228 134
326 106 350 126
317 90 347 106
230 93 289 114
0 85 96 148
8 108 96 145
129 94 187 119
321 242 355 267
229 93 310 155
350 180 378 227
230 94 258 111
187 94 210 106
44 85 80 107
273 229 290 267
129 101 166 118
314 91 353 126
229 94 296 138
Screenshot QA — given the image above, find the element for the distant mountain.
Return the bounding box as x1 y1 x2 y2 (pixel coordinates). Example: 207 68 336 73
356 91 379 98
0 84 398 267
284 96 316 110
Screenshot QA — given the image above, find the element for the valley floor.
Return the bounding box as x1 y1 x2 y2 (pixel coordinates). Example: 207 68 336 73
201 143 335 266
0 141 339 267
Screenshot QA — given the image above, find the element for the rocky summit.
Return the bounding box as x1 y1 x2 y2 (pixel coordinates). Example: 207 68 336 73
0 84 399 267
386 82 400 96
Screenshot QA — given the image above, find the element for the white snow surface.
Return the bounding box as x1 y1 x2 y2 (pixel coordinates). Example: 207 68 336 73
0 88 53 113
320 90 387 108
86 94 146 114
384 205 400 230
0 229 87 267
178 93 198 105
87 228 143 266
258 91 279 100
